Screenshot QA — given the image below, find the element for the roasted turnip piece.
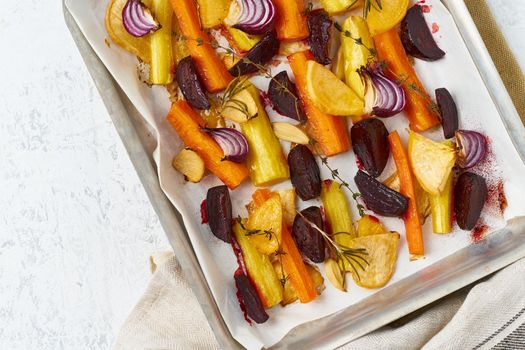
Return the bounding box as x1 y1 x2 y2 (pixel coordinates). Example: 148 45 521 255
288 145 321 201
351 118 390 178
268 71 306 122
400 5 445 61
175 56 210 110
229 30 280 76
292 206 326 263
206 185 233 242
354 170 408 217
436 88 458 139
234 273 269 324
454 172 487 230
307 10 332 65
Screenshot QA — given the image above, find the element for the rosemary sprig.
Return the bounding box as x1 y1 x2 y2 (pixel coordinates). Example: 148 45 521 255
219 77 258 121
236 216 289 288
296 211 369 289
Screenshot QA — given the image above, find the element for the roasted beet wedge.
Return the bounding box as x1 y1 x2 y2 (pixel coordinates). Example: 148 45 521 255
234 273 269 324
229 30 280 76
435 88 458 139
206 185 233 242
355 170 408 217
288 145 321 201
176 56 210 110
292 206 325 263
400 5 445 61
307 10 332 65
268 71 306 122
351 118 390 178
454 172 487 230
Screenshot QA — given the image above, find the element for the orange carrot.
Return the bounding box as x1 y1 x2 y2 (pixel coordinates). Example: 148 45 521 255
166 101 249 189
252 189 272 206
388 131 424 258
289 51 350 156
170 0 233 92
273 0 309 41
374 29 440 132
281 225 317 303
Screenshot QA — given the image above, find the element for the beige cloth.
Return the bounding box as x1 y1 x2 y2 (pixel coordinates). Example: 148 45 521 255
114 1 525 349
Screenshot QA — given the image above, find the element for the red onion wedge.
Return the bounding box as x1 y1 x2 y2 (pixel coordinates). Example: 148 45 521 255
122 0 161 37
359 63 406 118
224 0 276 35
455 130 488 169
204 128 249 163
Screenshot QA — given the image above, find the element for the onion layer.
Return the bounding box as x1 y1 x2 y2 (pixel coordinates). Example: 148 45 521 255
122 0 161 37
455 130 487 169
224 0 275 35
359 63 406 118
204 128 249 163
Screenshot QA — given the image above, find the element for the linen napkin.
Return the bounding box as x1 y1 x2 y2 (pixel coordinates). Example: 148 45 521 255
114 1 525 349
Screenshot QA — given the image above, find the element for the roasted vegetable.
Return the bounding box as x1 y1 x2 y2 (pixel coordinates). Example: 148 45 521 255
234 272 269 323
292 207 326 263
234 221 283 308
351 118 390 178
408 131 456 195
288 145 321 201
224 0 275 34
325 258 346 291
122 0 161 37
321 180 356 248
277 189 296 227
348 232 400 288
229 31 280 76
172 148 205 182
196 0 230 28
332 47 345 81
171 0 233 92
246 193 282 254
221 80 258 123
366 0 409 36
341 16 375 99
166 101 249 189
429 172 454 234
150 0 173 84
176 56 210 109
272 0 309 41
268 71 306 122
305 60 364 116
273 259 324 305
400 5 445 61
454 172 487 230
389 131 424 258
436 88 458 139
456 130 488 169
226 26 262 52
240 84 290 186
374 28 441 132
272 122 309 145
320 0 363 15
357 215 387 237
206 186 233 242
354 170 408 217
289 51 351 156
384 171 431 223
307 10 332 65
203 128 249 163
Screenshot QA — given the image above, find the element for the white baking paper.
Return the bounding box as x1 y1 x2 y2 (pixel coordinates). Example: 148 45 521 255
65 0 525 348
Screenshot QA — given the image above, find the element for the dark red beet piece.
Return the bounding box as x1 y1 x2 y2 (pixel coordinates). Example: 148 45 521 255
307 10 332 65
229 30 280 76
234 273 269 324
176 56 210 110
268 71 306 122
288 145 321 201
354 170 408 217
351 118 390 178
454 172 487 230
206 185 233 243
292 206 326 263
400 5 445 61
435 88 458 139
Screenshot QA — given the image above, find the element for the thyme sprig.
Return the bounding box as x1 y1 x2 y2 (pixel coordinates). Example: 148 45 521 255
364 0 382 18
219 77 258 121
236 216 289 288
334 22 377 57
296 211 369 289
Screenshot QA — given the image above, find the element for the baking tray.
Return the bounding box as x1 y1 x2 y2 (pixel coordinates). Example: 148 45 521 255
63 1 525 348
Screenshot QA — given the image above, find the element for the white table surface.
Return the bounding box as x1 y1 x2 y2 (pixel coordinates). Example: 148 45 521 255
1 1 524 349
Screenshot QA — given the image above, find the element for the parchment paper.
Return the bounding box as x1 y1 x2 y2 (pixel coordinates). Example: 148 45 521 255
65 0 525 348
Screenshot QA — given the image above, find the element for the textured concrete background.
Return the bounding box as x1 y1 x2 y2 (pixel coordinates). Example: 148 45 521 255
0 1 523 349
